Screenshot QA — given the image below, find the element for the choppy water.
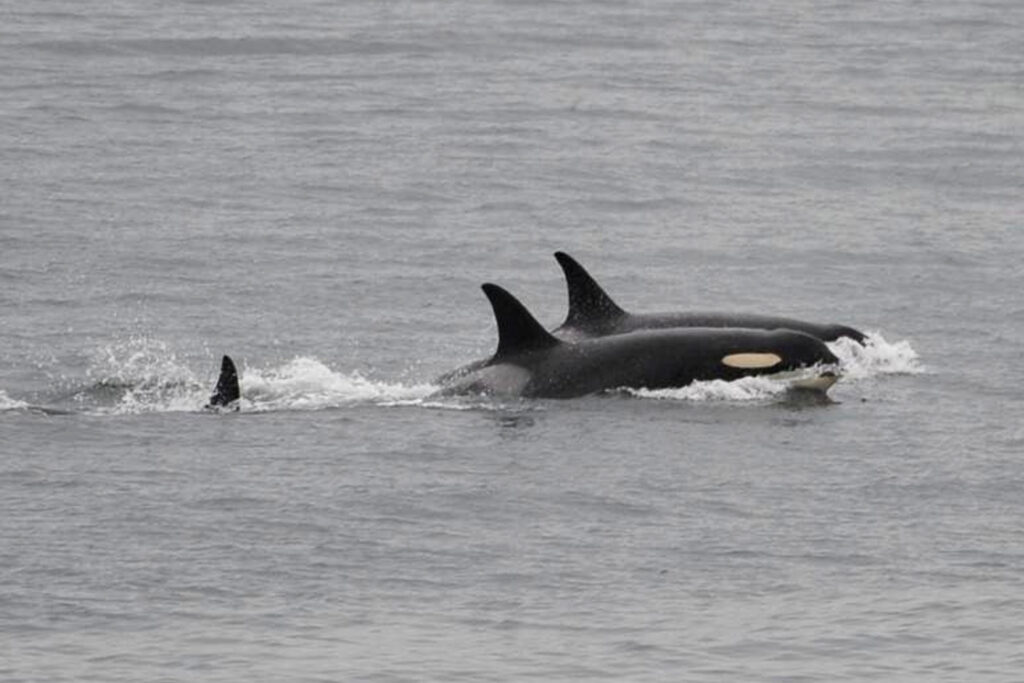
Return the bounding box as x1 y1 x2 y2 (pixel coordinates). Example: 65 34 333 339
2 1 1023 680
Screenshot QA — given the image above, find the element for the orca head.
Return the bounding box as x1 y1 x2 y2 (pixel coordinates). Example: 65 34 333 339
708 329 840 385
752 329 841 375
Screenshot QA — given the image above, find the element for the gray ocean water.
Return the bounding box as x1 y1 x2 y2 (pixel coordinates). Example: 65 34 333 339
2 1 1023 680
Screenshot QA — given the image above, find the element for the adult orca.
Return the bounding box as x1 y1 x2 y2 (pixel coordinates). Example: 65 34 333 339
553 251 866 344
206 355 241 410
439 284 840 399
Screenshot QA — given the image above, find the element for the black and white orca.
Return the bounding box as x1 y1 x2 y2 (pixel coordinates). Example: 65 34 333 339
439 284 840 399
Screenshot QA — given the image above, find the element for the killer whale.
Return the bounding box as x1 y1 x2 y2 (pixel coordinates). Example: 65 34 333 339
439 284 840 399
553 251 866 344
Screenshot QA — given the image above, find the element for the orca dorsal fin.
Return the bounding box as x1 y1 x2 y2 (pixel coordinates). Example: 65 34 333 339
208 355 240 408
554 251 626 328
481 283 561 360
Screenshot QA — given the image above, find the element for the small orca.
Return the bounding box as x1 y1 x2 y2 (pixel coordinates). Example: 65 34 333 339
553 251 866 344
206 355 240 411
439 284 840 399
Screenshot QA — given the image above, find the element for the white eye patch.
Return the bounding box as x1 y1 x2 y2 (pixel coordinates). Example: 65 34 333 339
721 352 783 369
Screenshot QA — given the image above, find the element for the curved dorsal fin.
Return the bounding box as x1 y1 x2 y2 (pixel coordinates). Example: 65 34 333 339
481 283 561 360
208 355 240 407
554 251 626 327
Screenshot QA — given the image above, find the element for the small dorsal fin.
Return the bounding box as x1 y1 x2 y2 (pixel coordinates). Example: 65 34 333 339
554 251 626 327
208 355 240 408
481 283 561 359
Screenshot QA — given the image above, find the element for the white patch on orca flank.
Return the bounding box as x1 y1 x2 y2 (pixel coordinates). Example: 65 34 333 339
445 363 532 396
721 352 783 369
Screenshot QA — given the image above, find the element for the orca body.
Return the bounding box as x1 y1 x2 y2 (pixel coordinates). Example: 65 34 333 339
439 284 840 399
553 252 866 344
206 355 241 411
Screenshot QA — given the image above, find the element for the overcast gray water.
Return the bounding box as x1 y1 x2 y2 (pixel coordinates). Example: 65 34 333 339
2 1 1023 680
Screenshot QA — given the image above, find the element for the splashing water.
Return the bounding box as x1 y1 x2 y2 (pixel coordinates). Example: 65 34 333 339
828 332 923 381
628 333 920 403
239 357 436 413
630 375 799 402
77 337 205 415
29 337 436 415
18 332 920 414
0 389 30 412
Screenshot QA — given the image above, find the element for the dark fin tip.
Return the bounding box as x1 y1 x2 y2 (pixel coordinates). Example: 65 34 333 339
481 283 561 360
553 251 625 327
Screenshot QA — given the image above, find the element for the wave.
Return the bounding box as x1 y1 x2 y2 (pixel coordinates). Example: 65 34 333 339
827 332 923 381
0 390 30 412
82 355 437 416
630 375 804 402
235 357 435 413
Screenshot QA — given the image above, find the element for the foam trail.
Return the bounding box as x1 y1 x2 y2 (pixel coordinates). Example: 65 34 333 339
239 357 436 412
629 375 797 402
68 336 439 414
1 389 30 411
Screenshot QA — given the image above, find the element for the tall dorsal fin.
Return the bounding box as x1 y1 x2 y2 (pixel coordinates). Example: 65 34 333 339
554 251 626 327
207 355 240 408
481 283 561 360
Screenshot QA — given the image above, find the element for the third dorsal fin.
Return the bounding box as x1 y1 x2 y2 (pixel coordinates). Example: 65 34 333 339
554 251 626 327
481 283 561 360
207 355 240 408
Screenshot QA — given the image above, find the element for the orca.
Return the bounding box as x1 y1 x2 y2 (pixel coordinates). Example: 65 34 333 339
439 284 840 399
553 251 866 344
206 355 241 410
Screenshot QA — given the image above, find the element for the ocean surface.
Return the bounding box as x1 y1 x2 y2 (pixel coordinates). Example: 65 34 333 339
2 1 1022 680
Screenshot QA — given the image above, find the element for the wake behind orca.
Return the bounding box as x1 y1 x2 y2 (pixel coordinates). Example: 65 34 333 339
553 251 866 344
0 355 242 416
439 284 840 399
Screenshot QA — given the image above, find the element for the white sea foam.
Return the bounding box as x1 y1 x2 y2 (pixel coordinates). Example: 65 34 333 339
0 389 30 411
83 337 204 415
828 332 923 381
239 357 436 412
630 375 794 402
78 339 436 414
